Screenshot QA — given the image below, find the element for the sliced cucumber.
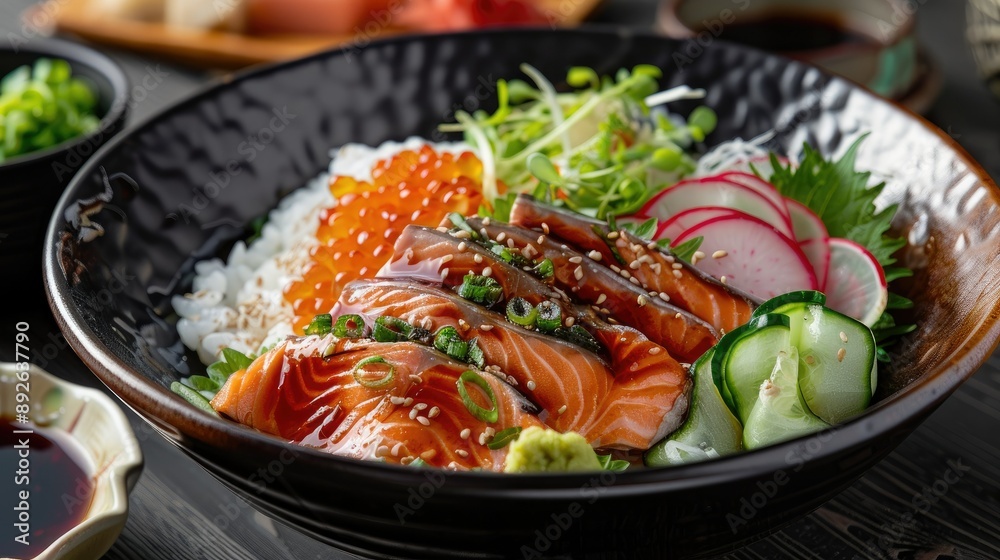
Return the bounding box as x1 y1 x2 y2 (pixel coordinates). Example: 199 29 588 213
784 304 876 424
715 313 791 424
743 346 829 449
645 349 742 466
752 291 826 319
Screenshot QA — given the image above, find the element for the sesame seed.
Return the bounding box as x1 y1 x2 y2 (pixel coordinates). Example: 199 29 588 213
473 254 483 264
507 238 516 248
558 405 568 415
453 230 471 239
629 362 639 372
610 265 621 274
414 403 428 411
478 433 487 445
527 380 537 391
437 226 449 233
638 255 654 264
629 277 641 285
480 228 488 238
483 267 493 277
392 442 403 456
458 242 468 252
483 217 492 226
456 449 469 458
837 348 847 362
440 268 450 279
541 223 550 234
637 295 648 307
601 308 612 315
596 293 607 304
672 263 683 270
608 231 619 239
485 427 496 437
630 243 643 253
403 397 414 406
693 251 706 260
588 250 603 261
649 291 658 297
481 324 493 331
561 244 569 250
421 450 436 460
839 331 848 343
805 355 815 365
569 256 583 264
460 428 471 439
565 316 576 327
648 347 661 355
522 245 538 258
574 266 584 280
458 319 469 330
401 457 414 465
537 235 546 244
720 275 728 284
620 269 631 279
647 242 658 251
497 232 507 243
409 408 419 420
376 445 389 457
390 396 405 405
713 250 728 259
629 261 641 270
664 255 676 263
441 254 454 264
674 312 683 319
429 406 440 418
409 374 422 383
651 263 662 275
659 292 671 302
417 416 431 426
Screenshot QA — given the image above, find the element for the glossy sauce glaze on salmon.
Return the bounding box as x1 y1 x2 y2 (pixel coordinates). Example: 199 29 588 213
333 279 691 449
211 337 542 471
509 195 758 334
464 216 719 362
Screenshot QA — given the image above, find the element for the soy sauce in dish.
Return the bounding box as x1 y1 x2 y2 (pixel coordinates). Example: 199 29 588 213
1 418 94 560
713 14 871 52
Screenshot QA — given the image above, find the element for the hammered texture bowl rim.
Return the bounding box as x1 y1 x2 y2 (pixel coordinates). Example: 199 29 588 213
44 28 1000 494
0 37 130 172
0 362 143 559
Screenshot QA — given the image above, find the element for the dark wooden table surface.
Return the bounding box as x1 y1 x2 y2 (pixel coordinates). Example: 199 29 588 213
2 1 1000 558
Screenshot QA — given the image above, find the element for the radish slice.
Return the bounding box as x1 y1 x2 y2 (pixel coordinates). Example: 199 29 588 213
654 207 743 242
786 200 831 290
674 214 818 300
709 171 790 220
799 238 832 293
824 238 888 327
638 178 795 239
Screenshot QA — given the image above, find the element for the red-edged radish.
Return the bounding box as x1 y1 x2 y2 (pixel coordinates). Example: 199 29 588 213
710 171 790 219
786 200 831 290
638 178 795 239
674 214 818 300
823 238 888 327
654 206 743 242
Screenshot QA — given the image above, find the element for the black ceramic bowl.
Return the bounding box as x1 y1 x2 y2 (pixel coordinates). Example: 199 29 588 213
44 29 1000 559
1 38 128 298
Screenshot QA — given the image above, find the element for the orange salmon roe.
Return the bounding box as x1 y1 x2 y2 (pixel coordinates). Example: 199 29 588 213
284 145 486 332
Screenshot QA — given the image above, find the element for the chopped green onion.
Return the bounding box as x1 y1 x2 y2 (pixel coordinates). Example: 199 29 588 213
487 241 531 267
373 316 413 342
434 327 469 361
487 426 523 449
467 338 485 369
506 297 538 327
535 301 562 333
458 273 504 306
533 258 554 280
457 370 499 423
351 356 395 389
333 314 367 338
553 325 602 353
304 314 333 335
409 458 429 468
448 213 481 240
170 382 220 417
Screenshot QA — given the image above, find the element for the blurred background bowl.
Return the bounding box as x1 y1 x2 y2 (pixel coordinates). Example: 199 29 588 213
0 38 128 300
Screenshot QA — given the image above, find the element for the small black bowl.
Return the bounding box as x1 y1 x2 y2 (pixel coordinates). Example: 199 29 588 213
43 29 1000 559
0 38 128 298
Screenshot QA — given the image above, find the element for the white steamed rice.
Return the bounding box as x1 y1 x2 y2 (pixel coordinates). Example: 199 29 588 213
173 137 473 366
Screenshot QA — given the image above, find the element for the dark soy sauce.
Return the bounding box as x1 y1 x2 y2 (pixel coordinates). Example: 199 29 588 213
714 14 871 52
1 418 94 559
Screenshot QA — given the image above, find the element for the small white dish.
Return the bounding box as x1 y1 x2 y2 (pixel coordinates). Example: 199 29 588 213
0 363 143 560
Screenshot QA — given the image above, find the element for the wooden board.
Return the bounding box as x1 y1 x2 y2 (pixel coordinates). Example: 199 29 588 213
26 0 604 69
